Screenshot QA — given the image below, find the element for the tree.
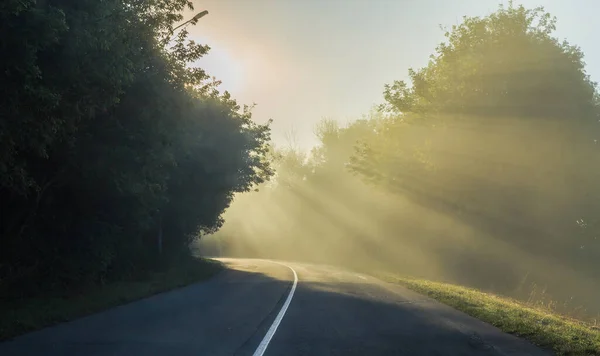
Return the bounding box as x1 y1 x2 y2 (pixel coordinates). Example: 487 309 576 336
380 2 597 124
349 2 600 301
0 0 273 293
353 2 599 210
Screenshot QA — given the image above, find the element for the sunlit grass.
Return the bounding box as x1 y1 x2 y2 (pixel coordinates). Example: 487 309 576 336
0 257 224 341
380 275 600 356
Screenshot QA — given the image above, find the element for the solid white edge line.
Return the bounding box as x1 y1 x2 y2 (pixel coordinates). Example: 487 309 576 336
252 262 298 356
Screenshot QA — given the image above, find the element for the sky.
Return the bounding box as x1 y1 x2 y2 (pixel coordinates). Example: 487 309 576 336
184 0 599 149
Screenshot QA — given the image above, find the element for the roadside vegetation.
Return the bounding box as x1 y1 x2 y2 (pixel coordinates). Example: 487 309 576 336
0 257 223 341
380 275 600 356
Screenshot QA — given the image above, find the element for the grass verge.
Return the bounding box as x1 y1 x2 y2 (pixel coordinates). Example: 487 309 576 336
379 274 600 356
0 257 224 342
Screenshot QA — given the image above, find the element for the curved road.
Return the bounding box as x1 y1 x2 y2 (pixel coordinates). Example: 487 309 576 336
0 258 548 356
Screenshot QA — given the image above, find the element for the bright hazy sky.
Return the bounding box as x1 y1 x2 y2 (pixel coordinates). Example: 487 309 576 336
185 0 598 149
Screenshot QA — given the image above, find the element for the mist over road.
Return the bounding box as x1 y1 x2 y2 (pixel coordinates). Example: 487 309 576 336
0 258 547 356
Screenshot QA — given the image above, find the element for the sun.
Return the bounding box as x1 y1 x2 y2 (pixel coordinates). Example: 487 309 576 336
197 44 244 95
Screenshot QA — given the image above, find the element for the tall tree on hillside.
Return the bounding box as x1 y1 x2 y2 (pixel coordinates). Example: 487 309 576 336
352 2 599 195
379 2 597 123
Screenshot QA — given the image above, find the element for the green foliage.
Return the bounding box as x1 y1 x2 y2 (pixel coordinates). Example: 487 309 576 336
382 275 600 356
380 2 597 123
353 2 600 314
352 1 600 223
0 0 272 294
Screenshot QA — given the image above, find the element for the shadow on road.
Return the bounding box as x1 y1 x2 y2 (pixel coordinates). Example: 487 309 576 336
0 259 548 356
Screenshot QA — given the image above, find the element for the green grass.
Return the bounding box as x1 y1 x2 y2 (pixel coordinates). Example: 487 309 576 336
379 274 600 356
0 257 224 342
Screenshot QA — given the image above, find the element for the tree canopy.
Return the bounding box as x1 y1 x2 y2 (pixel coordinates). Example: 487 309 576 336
0 0 272 293
380 3 597 123
350 3 600 298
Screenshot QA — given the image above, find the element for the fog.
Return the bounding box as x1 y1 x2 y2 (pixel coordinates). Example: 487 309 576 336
196 3 600 323
199 113 600 323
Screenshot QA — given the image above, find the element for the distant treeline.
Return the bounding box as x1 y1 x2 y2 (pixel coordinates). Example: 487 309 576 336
0 0 272 295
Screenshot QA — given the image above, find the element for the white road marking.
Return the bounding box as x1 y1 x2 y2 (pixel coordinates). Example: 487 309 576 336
252 262 298 356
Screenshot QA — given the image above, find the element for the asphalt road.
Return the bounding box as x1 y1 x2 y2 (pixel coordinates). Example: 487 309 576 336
0 258 548 356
